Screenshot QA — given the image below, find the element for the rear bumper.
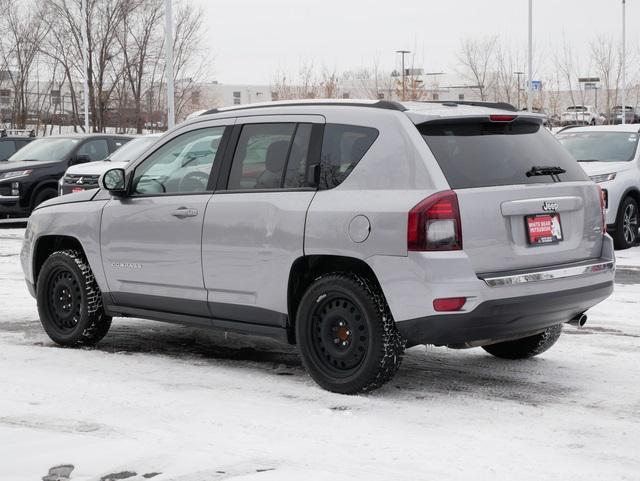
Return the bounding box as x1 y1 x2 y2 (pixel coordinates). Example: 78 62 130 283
396 281 613 346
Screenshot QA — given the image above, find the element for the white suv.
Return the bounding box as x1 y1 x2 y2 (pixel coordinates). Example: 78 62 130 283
560 105 604 127
557 124 640 249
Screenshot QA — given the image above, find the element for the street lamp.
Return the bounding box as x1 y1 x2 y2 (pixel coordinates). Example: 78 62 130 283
396 50 411 101
514 71 524 110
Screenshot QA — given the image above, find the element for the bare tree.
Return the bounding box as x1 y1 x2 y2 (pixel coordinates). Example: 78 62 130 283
0 0 49 128
458 36 497 101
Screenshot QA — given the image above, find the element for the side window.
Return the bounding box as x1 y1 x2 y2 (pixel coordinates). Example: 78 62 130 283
319 124 378 189
78 139 109 161
0 140 15 160
132 127 224 195
228 123 296 190
284 124 312 188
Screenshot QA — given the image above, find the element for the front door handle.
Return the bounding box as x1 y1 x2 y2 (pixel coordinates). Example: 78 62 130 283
171 207 198 218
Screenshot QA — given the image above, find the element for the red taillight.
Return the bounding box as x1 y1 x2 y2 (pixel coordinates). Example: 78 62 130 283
433 297 467 312
598 186 606 234
489 114 517 122
408 190 462 251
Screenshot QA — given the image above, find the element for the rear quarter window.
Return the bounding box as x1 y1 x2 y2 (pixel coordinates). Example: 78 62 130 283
319 124 378 189
419 120 588 189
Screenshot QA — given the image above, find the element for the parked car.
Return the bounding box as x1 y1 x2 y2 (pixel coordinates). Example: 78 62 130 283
21 100 614 394
0 134 131 218
60 134 162 195
612 106 640 124
560 105 604 126
557 124 640 249
0 129 36 161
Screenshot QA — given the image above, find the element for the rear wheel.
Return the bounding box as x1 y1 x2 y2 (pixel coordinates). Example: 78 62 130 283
296 273 405 394
613 196 639 250
36 250 111 346
482 324 563 360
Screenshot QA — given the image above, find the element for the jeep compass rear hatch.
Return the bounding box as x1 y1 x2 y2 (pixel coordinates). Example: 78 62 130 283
418 117 604 273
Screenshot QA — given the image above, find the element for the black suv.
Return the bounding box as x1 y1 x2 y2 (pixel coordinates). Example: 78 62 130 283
0 134 131 218
0 129 36 161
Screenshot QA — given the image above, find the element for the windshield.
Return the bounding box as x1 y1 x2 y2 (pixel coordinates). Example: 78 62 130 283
420 120 587 189
566 106 587 112
556 131 639 162
9 138 79 162
109 136 159 163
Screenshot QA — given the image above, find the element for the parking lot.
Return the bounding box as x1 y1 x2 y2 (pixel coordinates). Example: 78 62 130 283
1 226 639 481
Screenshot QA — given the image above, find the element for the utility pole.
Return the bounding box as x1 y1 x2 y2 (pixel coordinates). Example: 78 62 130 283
527 0 533 113
81 0 90 132
622 0 627 124
165 0 175 129
396 50 410 101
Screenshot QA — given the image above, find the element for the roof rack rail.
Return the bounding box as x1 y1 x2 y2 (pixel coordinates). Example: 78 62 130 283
201 100 407 116
0 128 36 138
419 100 518 112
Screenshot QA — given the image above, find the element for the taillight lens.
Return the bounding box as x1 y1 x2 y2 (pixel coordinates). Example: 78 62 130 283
408 190 462 251
597 186 606 234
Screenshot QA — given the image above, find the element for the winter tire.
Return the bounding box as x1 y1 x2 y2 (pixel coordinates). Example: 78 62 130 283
36 250 111 346
296 273 405 394
482 324 563 360
613 196 639 250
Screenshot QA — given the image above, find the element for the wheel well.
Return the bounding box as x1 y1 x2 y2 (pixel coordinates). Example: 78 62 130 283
33 235 86 284
287 255 382 343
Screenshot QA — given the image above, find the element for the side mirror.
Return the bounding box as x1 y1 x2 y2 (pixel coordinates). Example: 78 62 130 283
101 168 127 196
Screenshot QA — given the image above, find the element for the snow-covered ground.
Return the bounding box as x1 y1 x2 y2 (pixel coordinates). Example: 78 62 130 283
1 227 639 481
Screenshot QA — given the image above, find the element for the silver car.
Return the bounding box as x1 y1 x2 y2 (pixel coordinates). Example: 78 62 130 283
21 100 615 394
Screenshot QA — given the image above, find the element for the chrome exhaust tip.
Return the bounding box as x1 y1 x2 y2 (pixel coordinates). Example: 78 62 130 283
568 313 587 328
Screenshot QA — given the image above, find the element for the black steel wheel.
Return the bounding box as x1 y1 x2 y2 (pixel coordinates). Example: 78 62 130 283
614 196 639 250
296 273 405 394
37 250 111 346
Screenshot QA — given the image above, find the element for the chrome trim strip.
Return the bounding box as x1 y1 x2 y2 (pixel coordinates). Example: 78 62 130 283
481 261 615 287
0 195 19 202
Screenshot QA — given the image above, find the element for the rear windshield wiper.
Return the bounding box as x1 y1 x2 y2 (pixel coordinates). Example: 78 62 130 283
526 165 566 182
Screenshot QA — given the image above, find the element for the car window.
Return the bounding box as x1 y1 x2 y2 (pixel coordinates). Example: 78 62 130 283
0 140 15 160
227 123 297 190
78 139 109 161
111 138 129 152
132 127 224 195
420 120 588 189
557 131 639 162
284 124 313 188
319 124 378 189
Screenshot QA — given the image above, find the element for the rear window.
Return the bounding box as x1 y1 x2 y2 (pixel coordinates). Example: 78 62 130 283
419 120 588 189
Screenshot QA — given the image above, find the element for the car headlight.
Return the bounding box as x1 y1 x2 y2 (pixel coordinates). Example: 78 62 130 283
589 172 617 183
0 169 33 181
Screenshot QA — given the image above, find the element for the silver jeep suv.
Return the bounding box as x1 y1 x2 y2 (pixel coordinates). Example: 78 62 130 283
21 100 615 394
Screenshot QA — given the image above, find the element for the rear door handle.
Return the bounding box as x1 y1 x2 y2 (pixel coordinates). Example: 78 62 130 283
171 207 199 218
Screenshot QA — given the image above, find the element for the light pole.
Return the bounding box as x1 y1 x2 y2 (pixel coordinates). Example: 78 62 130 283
527 0 533 113
396 50 411 101
514 71 524 110
165 0 175 129
622 0 627 124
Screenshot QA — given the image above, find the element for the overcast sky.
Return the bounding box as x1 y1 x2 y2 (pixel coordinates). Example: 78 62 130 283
190 0 638 85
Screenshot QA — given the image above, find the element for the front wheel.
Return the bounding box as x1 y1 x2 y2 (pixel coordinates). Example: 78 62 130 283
613 196 639 250
296 273 405 394
482 324 562 360
36 250 112 346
